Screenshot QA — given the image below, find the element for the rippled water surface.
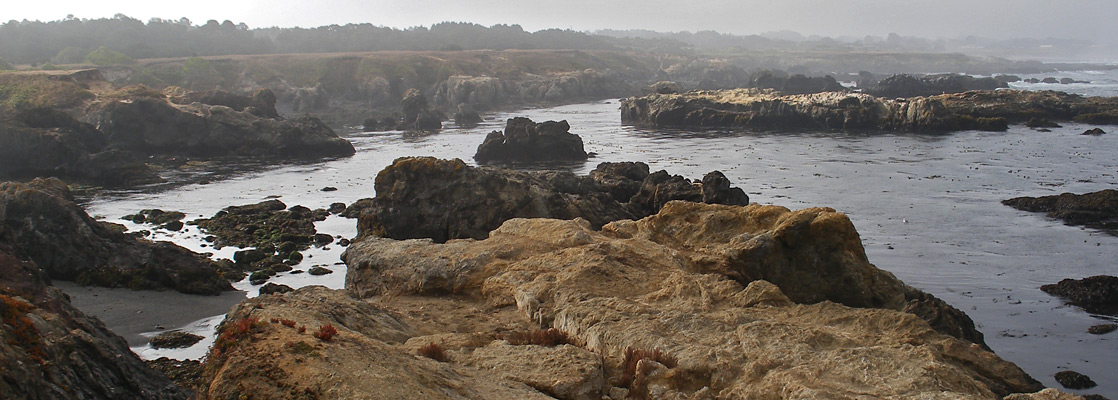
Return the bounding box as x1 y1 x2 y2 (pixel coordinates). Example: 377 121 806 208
84 74 1118 395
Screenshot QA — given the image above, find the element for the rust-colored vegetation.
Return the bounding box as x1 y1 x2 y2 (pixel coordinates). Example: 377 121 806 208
312 324 338 342
504 328 572 347
280 319 297 328
0 293 45 363
417 342 448 362
617 347 678 399
210 317 262 360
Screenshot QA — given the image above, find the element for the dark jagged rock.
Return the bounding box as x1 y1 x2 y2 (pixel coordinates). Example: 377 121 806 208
145 358 203 395
1083 127 1107 135
474 117 588 163
362 117 379 131
1041 77 1060 84
149 331 205 349
1002 189 1118 235
307 266 333 275
1040 275 1118 315
400 88 441 131
865 74 1008 98
623 88 1118 133
647 81 682 94
701 171 750 208
780 74 845 95
0 179 232 294
259 282 294 296
1054 370 1097 389
327 202 347 214
902 286 988 350
356 157 749 243
1 246 191 399
124 209 186 226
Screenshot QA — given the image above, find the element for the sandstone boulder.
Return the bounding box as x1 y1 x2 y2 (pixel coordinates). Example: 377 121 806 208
474 117 589 163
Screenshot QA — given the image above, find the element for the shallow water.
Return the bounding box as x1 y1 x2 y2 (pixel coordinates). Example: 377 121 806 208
81 78 1118 396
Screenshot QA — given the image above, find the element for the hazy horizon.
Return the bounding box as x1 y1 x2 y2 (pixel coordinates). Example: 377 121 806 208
3 0 1116 44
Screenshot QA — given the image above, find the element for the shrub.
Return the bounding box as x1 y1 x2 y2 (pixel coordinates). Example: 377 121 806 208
312 324 337 342
210 317 261 360
417 342 447 362
281 319 297 328
504 328 571 347
298 326 306 334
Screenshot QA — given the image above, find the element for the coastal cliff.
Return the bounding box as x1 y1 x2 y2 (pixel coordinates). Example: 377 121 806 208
620 89 1118 132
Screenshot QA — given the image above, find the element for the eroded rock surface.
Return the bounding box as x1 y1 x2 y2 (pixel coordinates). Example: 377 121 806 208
201 202 1050 398
0 178 232 294
621 89 1118 132
1 245 190 399
1040 275 1118 315
1003 189 1118 235
352 157 747 242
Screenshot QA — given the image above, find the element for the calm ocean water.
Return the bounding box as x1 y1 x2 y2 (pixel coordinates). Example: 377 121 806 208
83 69 1118 395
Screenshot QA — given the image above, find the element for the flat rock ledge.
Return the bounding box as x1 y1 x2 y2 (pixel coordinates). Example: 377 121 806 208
621 88 1118 133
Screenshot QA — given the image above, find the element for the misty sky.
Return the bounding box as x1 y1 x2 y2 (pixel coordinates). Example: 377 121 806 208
3 0 1115 43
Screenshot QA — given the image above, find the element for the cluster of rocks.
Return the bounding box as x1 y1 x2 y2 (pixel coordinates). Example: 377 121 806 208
474 117 588 163
362 89 450 131
0 72 355 188
1024 77 1091 85
190 199 341 285
347 157 748 243
0 178 233 294
621 88 1118 132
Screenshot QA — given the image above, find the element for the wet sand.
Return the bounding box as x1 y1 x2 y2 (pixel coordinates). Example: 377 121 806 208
55 281 246 347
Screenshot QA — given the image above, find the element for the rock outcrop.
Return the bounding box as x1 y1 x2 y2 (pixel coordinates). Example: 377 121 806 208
352 157 748 243
1002 189 1118 235
194 201 1052 398
1040 275 1118 315
399 88 441 131
621 89 1118 132
1 245 190 399
0 178 233 294
474 117 588 163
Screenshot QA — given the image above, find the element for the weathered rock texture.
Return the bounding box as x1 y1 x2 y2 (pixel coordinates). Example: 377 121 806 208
866 74 1009 98
621 89 1118 132
353 157 748 243
1003 189 1118 235
474 117 588 163
0 178 233 294
1 245 190 399
198 202 1054 398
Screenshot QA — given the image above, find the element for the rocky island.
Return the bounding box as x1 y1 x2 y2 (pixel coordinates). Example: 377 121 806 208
620 88 1118 133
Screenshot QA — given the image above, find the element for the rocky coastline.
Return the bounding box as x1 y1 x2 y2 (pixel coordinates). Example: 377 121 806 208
1003 189 1117 235
620 88 1118 133
0 71 354 188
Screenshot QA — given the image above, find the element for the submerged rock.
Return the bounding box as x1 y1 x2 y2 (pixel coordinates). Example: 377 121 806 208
474 117 589 163
1002 189 1118 235
0 179 232 294
354 157 748 243
1 246 190 399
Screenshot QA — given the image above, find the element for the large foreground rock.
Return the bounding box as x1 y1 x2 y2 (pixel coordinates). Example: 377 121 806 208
1 245 190 399
0 178 233 294
195 202 1056 398
352 157 748 242
474 117 588 163
1003 189 1118 235
621 89 1118 132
